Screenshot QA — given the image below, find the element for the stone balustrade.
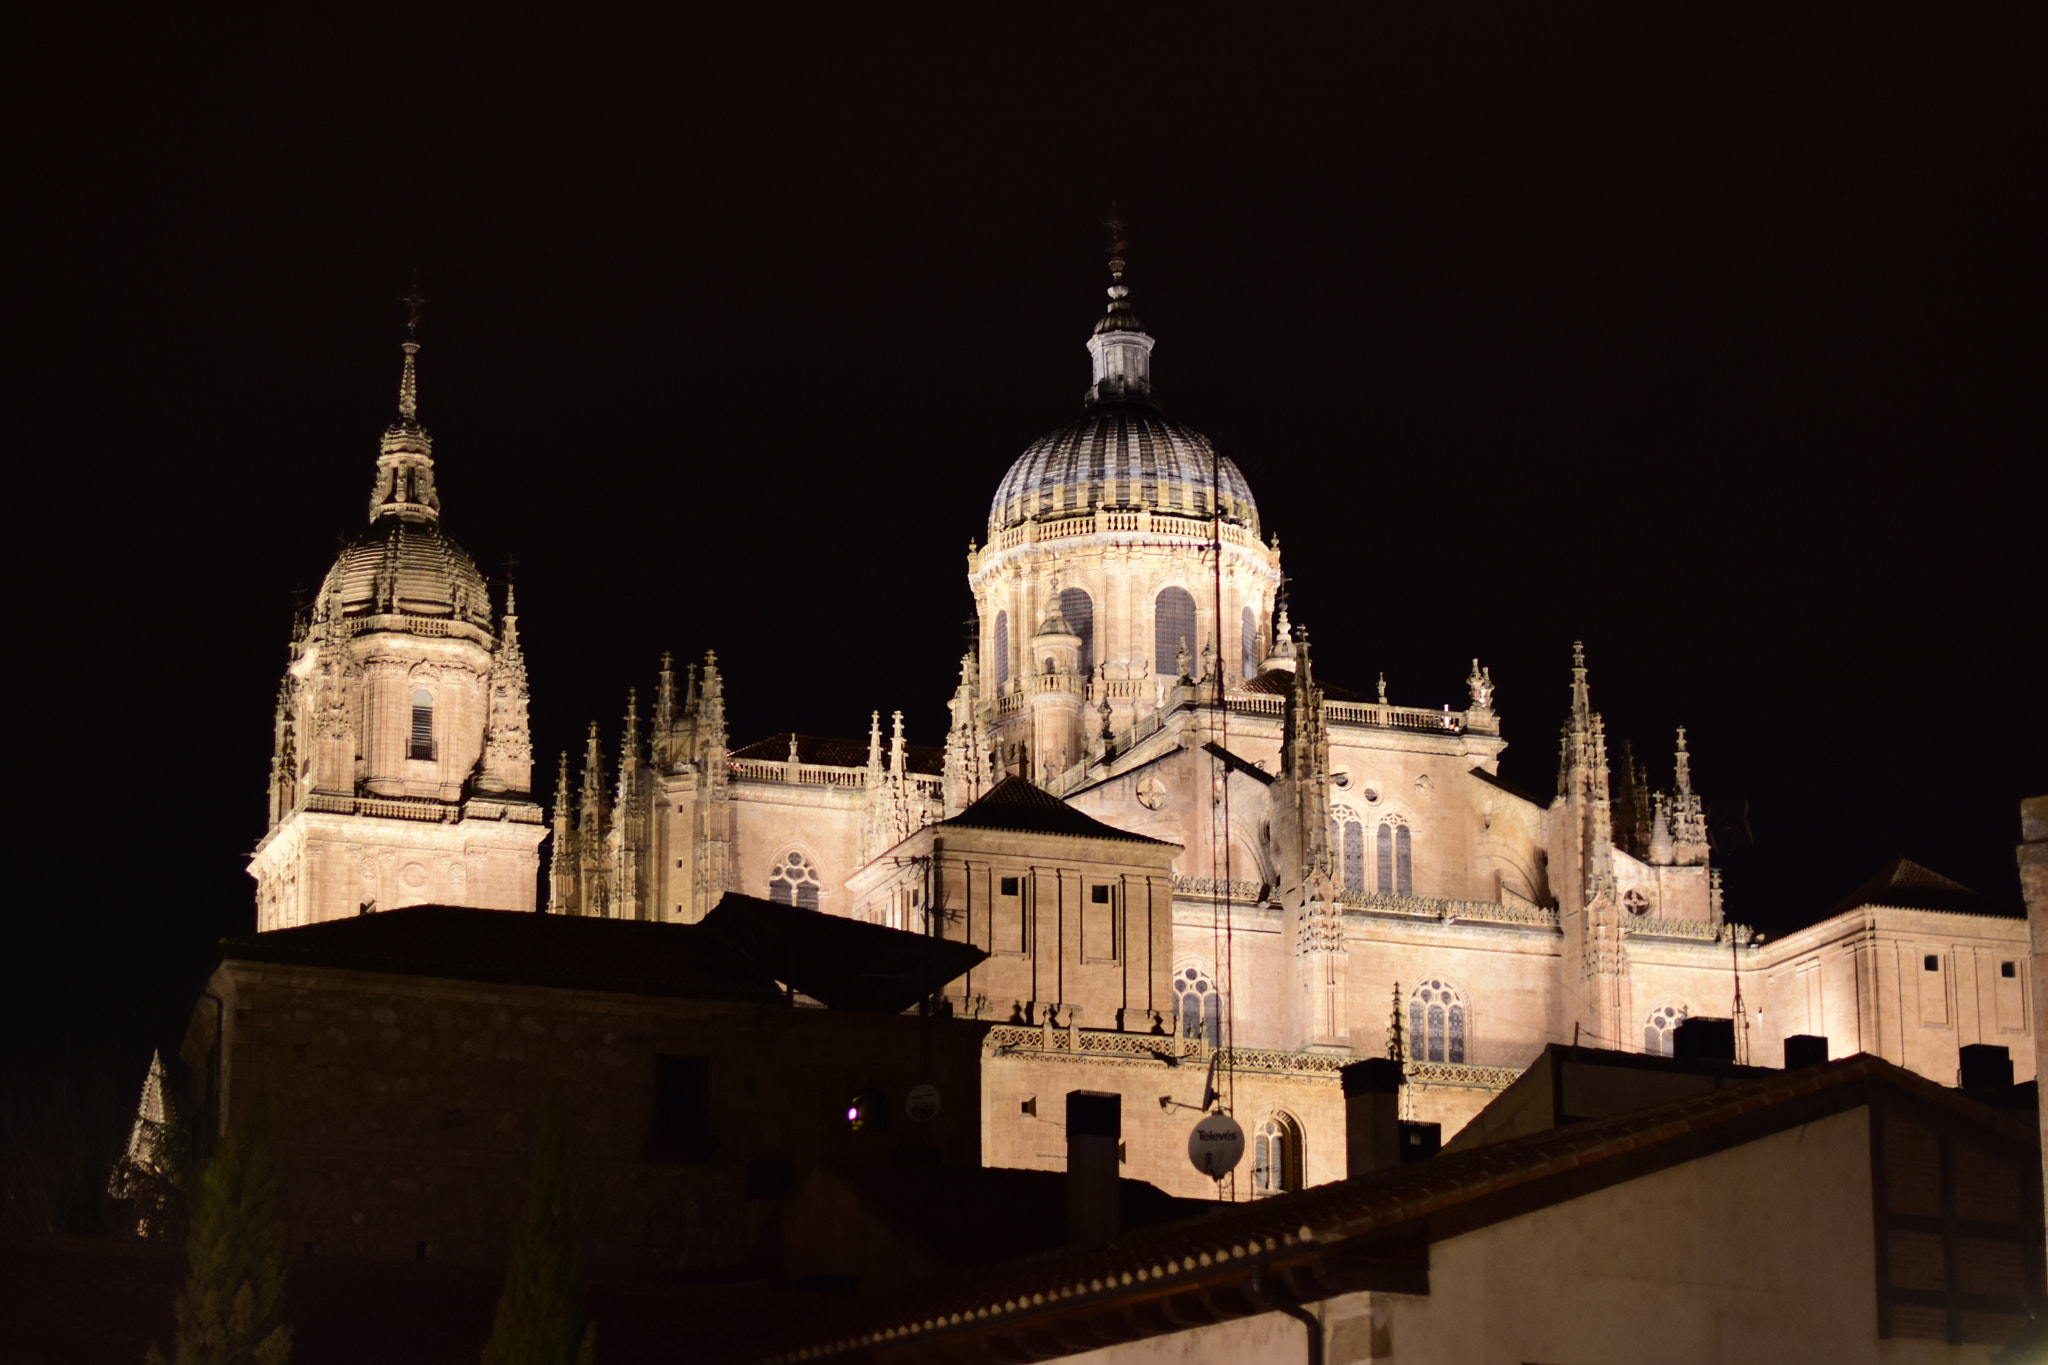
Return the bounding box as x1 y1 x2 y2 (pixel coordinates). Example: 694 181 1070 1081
1335 889 1561 931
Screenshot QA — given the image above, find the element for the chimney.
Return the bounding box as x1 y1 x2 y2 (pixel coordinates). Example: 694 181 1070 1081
1672 1017 1736 1062
1341 1058 1403 1178
1959 1044 2015 1096
1066 1090 1120 1244
1783 1035 1829 1069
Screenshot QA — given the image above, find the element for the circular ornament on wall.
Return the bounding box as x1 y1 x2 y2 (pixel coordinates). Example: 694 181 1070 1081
1415 773 1434 799
1361 785 1381 805
1136 775 1169 811
400 862 428 889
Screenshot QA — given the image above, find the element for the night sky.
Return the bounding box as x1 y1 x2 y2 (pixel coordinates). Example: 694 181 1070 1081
17 4 2041 1068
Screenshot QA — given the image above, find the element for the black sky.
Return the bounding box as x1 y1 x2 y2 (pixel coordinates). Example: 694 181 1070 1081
16 3 2042 1062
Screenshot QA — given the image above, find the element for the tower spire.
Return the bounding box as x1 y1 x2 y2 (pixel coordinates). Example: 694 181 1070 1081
369 301 440 523
1084 215 1157 408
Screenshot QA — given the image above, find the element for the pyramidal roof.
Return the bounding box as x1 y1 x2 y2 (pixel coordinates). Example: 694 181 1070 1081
1828 857 2011 919
939 776 1176 846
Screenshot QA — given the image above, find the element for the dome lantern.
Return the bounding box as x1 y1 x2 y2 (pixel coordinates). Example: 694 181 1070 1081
1085 227 1156 408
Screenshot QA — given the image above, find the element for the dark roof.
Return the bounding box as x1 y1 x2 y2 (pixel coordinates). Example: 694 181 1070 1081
1828 857 2015 919
730 732 945 776
697 893 987 1013
937 776 1177 846
740 1054 2038 1364
1237 668 1373 704
1468 765 1551 808
220 906 784 1003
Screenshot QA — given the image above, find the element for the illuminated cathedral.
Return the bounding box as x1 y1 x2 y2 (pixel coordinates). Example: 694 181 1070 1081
250 246 2032 1181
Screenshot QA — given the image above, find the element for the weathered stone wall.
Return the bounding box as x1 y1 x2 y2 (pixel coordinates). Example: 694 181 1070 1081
188 960 987 1277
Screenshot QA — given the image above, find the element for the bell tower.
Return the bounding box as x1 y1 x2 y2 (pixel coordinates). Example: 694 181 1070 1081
248 321 547 929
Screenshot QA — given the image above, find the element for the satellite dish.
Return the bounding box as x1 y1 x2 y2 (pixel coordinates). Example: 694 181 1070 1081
1188 1112 1245 1180
905 1083 942 1123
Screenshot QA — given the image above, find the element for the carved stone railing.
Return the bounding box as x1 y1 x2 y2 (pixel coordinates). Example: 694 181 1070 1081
982 509 1264 558
1406 1061 1522 1090
1173 876 1270 903
991 691 1026 718
729 760 867 790
1624 916 1753 945
462 798 545 825
1324 700 1470 733
305 792 459 824
342 612 493 647
1336 890 1560 931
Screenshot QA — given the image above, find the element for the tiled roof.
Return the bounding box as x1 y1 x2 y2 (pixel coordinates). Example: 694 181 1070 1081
1828 856 2014 919
1236 669 1373 704
740 1054 2036 1364
697 893 988 1014
730 733 945 776
221 906 783 1003
989 406 1259 538
938 777 1177 846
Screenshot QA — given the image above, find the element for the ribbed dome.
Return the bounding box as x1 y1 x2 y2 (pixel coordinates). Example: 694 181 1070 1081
988 403 1259 538
317 518 493 631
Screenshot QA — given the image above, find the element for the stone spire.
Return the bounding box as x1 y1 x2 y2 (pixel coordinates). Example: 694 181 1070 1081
548 751 577 913
479 579 533 795
368 325 441 523
1084 220 1158 408
652 652 677 770
1671 727 1710 865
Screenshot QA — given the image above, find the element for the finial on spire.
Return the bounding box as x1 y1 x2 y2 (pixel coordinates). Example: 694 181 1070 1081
1085 210 1155 405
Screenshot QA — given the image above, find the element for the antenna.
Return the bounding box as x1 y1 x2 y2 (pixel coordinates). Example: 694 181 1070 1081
1730 927 1748 1064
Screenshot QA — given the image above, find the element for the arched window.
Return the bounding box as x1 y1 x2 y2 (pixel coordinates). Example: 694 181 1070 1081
1378 818 1413 896
1155 587 1197 680
1173 966 1223 1044
992 611 1010 691
1407 979 1466 1063
1252 1112 1303 1195
1645 1005 1686 1057
1342 819 1365 893
408 689 435 760
768 851 821 910
1241 606 1259 678
1058 587 1095 680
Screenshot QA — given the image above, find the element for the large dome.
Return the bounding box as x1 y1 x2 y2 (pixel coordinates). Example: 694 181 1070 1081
988 403 1259 538
317 516 492 631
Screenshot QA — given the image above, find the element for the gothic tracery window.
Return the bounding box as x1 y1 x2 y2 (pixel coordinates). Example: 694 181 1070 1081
1377 817 1414 896
1155 587 1197 680
1058 587 1096 680
409 689 435 761
1407 979 1466 1063
768 851 821 910
1252 1111 1303 1195
1342 818 1365 892
1645 1005 1686 1057
1173 966 1223 1044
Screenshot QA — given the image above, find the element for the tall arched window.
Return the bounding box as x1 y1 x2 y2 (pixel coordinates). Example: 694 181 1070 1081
1173 966 1223 1044
1342 819 1365 892
1058 587 1095 679
1407 979 1466 1063
768 851 821 910
1378 818 1413 896
1241 606 1259 678
1645 1005 1687 1056
1155 587 1197 680
1252 1112 1303 1195
992 611 1011 691
408 689 435 760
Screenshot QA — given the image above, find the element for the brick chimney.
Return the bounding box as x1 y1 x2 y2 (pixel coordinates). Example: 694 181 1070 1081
1341 1058 1403 1178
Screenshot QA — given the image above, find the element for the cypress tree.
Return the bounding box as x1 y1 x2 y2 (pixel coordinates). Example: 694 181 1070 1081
481 1114 596 1365
146 1096 291 1365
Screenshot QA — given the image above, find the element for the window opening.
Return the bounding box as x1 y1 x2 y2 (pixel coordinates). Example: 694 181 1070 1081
1058 587 1095 680
1645 1005 1686 1057
1378 822 1394 894
1252 1112 1302 1195
1923 955 1940 972
2002 961 2017 978
1173 967 1223 1045
1342 819 1365 893
408 689 434 761
1241 605 1258 678
1410 980 1465 1062
1154 587 1198 679
1396 824 1414 896
769 851 822 910
1000 876 1020 897
992 611 1010 691
1090 884 1111 904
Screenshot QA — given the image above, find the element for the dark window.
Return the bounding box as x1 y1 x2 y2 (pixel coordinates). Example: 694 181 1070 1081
1342 820 1365 893
1174 967 1223 1044
769 851 821 910
1090 884 1111 904
1924 955 1940 972
1000 875 1020 897
408 689 434 760
1396 823 1414 896
992 611 1010 691
1412 980 1465 1062
1059 587 1096 680
2002 961 2017 978
1377 822 1395 894
1155 587 1198 679
646 1054 713 1161
1252 1113 1302 1195
1241 605 1258 678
